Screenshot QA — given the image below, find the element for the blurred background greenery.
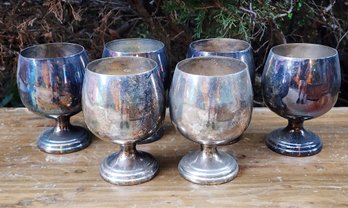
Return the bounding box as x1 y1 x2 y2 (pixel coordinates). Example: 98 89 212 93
1 0 348 106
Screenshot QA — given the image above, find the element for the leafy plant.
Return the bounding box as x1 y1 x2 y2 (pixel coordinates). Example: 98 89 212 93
162 0 348 65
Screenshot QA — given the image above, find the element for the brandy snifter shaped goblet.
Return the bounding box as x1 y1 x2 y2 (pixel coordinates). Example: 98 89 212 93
170 56 253 185
262 43 341 156
82 57 165 185
102 38 168 144
17 42 91 154
187 38 255 83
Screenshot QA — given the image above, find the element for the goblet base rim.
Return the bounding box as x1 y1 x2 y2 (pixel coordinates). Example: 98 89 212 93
100 150 159 186
136 126 164 144
178 149 239 185
266 127 322 157
37 126 91 154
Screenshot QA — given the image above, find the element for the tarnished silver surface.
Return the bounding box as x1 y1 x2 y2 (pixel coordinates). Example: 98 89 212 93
262 43 341 156
82 57 165 185
187 38 255 83
17 42 91 154
102 38 168 144
170 56 253 185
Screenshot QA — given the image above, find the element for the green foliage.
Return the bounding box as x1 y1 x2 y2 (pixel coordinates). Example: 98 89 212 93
162 0 347 47
162 1 254 40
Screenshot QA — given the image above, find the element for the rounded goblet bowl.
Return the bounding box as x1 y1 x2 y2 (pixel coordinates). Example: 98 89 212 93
186 38 255 83
82 56 165 185
170 56 253 184
262 43 341 156
102 38 168 144
17 42 91 154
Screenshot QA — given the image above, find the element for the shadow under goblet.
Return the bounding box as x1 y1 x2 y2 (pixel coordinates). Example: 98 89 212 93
102 38 169 144
82 57 165 185
170 56 253 185
17 43 91 154
262 43 341 156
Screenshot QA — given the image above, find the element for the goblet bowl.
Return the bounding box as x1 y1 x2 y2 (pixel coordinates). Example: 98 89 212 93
102 38 168 144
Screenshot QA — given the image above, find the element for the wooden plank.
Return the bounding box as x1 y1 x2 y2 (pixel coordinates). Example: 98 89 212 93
0 108 347 208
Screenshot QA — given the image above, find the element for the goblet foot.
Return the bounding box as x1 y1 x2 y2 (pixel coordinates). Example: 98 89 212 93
100 145 159 185
137 126 164 144
37 125 91 154
178 147 239 185
265 126 322 157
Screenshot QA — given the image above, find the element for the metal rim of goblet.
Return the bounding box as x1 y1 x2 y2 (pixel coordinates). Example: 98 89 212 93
104 38 165 55
19 42 86 61
269 43 338 61
176 56 248 78
189 38 252 55
85 56 158 77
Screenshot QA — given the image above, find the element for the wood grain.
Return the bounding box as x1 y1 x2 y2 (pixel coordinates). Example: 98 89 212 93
0 108 347 208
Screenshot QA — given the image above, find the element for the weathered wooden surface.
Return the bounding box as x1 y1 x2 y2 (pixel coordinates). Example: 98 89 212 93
0 108 347 208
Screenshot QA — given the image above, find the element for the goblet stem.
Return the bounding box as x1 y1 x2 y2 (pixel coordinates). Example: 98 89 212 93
119 143 136 160
37 115 90 154
287 118 304 132
265 118 322 156
201 144 218 158
100 143 159 185
54 116 72 133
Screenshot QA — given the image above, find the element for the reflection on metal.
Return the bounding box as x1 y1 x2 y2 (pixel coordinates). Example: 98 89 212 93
262 43 341 156
17 42 91 154
170 56 253 185
82 57 165 185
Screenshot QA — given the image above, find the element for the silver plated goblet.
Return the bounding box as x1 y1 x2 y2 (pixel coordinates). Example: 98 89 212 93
170 56 253 185
187 38 255 82
17 42 91 154
102 38 168 144
82 57 165 185
262 43 341 156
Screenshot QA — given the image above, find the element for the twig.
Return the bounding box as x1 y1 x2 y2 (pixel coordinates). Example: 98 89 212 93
171 30 184 41
239 7 257 18
336 30 348 49
324 0 335 13
254 40 269 53
273 0 293 20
